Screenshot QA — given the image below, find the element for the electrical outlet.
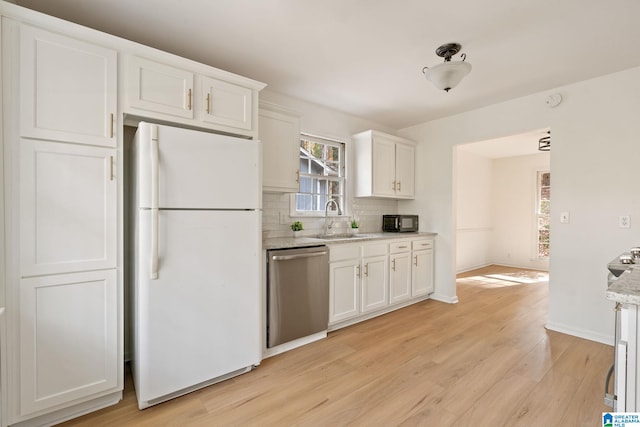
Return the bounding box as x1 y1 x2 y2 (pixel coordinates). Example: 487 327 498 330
560 212 570 224
620 215 631 228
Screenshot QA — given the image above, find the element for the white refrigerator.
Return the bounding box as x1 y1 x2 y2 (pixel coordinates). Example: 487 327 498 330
130 122 262 409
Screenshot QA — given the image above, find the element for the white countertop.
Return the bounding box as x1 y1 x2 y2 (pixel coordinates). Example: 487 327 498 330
263 232 437 250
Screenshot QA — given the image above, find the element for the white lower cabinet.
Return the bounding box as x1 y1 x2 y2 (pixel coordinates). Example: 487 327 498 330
390 241 412 304
329 237 434 328
361 244 388 313
412 239 434 296
18 269 119 415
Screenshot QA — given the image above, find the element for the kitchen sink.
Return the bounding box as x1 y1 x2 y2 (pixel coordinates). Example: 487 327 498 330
314 233 376 240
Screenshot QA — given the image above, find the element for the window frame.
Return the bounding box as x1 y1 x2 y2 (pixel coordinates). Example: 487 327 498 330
535 170 550 260
290 133 347 218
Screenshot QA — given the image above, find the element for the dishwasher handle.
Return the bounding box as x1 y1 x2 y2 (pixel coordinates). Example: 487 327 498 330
271 251 328 261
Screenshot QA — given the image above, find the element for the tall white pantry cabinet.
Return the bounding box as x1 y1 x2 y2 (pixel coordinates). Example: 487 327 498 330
0 2 265 426
2 14 122 426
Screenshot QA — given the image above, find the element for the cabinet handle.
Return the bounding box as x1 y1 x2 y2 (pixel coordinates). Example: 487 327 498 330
206 93 211 114
109 113 114 138
296 170 300 184
392 259 396 271
397 181 401 192
187 88 192 110
392 181 396 191
398 245 408 249
364 264 369 277
356 265 361 278
414 255 418 267
109 156 114 181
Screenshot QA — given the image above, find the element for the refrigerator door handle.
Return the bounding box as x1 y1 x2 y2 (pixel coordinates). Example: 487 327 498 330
150 208 159 279
150 129 159 210
150 126 159 279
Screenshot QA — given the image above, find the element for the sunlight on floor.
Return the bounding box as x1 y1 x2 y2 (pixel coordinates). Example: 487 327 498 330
457 268 549 289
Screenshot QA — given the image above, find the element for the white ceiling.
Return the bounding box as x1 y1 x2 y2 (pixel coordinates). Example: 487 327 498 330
13 0 640 129
457 128 550 159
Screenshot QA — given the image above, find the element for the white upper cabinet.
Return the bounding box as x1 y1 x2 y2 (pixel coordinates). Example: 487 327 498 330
128 56 195 120
20 140 117 277
353 130 416 199
125 55 264 138
200 76 252 130
19 24 117 147
260 102 301 193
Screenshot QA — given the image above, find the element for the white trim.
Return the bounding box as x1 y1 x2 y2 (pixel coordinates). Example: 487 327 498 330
545 321 613 346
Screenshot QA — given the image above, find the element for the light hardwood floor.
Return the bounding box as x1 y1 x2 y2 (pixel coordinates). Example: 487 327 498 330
61 265 612 426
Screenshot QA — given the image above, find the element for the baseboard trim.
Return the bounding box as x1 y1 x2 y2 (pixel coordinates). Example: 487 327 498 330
430 293 459 304
545 321 613 346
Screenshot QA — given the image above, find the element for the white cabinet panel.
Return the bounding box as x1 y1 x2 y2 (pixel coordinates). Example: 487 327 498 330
260 103 300 193
412 247 434 296
329 260 360 323
361 256 388 313
390 252 412 304
19 270 118 415
395 143 415 197
201 76 252 130
128 56 195 119
20 140 116 276
20 24 117 147
371 136 396 197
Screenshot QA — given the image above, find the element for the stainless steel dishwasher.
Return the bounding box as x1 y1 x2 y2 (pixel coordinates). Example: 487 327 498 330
267 245 329 348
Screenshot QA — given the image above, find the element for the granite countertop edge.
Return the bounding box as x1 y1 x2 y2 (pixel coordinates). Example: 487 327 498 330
263 232 437 250
607 265 640 305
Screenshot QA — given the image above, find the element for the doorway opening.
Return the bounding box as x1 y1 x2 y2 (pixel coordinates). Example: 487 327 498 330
454 128 551 276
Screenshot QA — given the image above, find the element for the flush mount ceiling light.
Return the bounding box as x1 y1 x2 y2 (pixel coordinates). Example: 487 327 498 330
422 43 472 92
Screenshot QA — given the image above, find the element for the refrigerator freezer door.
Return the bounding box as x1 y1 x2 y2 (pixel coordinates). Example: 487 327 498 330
133 209 261 405
136 122 261 209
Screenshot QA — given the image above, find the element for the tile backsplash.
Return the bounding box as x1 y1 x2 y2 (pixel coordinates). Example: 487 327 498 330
262 192 398 239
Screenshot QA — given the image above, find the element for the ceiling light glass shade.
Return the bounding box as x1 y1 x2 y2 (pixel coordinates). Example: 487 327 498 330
424 60 472 92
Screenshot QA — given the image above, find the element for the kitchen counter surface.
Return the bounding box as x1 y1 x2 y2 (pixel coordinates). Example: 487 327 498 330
607 265 640 305
263 232 437 250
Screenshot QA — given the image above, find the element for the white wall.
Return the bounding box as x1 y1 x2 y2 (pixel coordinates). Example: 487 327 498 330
259 89 399 238
455 149 492 272
399 65 640 344
491 153 550 270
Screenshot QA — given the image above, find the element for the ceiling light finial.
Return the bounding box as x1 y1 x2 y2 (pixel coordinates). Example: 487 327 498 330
422 42 472 92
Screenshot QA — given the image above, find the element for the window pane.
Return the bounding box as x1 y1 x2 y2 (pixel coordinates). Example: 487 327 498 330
296 136 346 214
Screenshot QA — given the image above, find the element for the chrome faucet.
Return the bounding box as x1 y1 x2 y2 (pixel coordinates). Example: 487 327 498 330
324 199 342 235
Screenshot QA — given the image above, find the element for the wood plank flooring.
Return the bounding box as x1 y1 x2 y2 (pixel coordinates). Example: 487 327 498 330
61 265 613 426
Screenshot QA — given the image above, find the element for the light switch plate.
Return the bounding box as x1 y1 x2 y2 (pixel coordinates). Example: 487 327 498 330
560 212 570 224
620 215 631 228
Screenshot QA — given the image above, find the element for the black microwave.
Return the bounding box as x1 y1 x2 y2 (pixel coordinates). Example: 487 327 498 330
382 215 419 232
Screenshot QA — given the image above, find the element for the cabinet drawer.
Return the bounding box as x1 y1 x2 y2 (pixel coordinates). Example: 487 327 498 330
390 241 411 254
412 239 433 251
362 243 388 257
329 244 361 262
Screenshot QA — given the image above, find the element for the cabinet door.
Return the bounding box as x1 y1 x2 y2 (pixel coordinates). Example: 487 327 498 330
128 56 195 119
260 106 300 192
371 136 396 197
19 270 119 415
20 140 117 276
201 76 252 130
412 248 434 296
20 24 117 147
329 260 360 323
395 143 415 198
361 255 388 312
390 252 412 304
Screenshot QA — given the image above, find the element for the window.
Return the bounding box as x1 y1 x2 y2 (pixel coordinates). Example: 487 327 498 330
536 171 550 259
294 134 345 215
